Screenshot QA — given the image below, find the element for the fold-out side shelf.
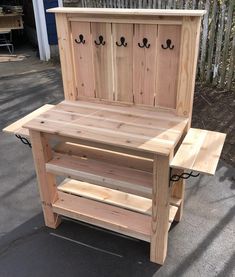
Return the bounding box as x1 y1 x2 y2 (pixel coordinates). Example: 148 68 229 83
54 179 180 241
3 104 54 137
171 128 226 175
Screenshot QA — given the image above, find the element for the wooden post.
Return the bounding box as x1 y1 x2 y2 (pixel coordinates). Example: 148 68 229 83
176 16 202 123
55 13 77 101
150 153 171 265
30 130 61 228
171 169 185 222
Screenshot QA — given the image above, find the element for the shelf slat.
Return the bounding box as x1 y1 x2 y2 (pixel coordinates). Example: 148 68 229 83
47 153 153 198
58 178 181 216
53 191 151 242
54 142 153 172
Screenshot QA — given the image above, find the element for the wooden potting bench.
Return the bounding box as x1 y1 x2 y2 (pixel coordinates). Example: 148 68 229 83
3 8 226 265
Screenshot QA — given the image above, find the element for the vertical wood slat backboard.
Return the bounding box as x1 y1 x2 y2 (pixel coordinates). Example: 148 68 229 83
155 25 181 109
133 24 158 106
52 8 204 122
71 22 95 98
91 23 113 100
113 23 133 102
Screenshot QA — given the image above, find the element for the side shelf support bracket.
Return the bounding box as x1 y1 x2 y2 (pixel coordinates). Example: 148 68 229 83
169 168 200 186
15 134 32 148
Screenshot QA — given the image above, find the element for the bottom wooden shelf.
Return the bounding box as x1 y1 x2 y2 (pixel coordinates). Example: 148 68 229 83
53 191 151 242
53 179 180 241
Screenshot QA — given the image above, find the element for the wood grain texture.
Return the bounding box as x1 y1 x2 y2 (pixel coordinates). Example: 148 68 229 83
55 14 76 100
71 21 95 98
3 104 53 137
46 153 153 198
91 22 113 100
24 100 188 156
176 16 201 119
151 153 171 265
133 24 157 105
53 191 151 242
171 128 226 175
29 130 61 229
113 23 133 102
58 178 180 217
54 142 153 172
171 168 185 222
48 8 207 17
155 25 181 109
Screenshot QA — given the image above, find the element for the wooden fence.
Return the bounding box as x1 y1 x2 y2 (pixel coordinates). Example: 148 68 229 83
63 0 235 90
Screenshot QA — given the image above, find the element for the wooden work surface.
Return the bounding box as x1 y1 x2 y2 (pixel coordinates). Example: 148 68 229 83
24 100 188 155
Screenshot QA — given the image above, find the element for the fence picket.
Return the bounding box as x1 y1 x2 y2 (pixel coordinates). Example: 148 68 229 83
220 0 234 87
206 0 217 83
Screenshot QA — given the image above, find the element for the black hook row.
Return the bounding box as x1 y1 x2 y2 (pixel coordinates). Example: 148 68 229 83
169 169 200 184
75 34 174 50
15 134 32 148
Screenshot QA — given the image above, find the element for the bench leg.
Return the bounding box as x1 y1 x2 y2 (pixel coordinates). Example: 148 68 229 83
172 169 185 222
29 130 61 229
150 154 171 265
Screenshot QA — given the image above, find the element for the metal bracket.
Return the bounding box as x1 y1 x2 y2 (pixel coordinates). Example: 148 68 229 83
15 134 32 148
169 168 200 186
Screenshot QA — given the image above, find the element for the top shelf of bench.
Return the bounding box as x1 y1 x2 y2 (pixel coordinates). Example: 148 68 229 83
48 7 206 17
23 100 188 156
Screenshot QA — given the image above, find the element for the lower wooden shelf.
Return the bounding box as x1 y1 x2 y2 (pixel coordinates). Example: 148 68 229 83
53 179 180 241
47 153 153 198
53 191 151 242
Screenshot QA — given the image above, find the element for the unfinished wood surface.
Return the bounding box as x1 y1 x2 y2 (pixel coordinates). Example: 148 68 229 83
47 153 153 198
48 8 207 17
71 21 95 98
171 168 185 222
3 104 54 137
29 130 61 229
133 24 157 105
58 178 181 216
155 25 181 109
113 23 133 102
54 142 153 172
55 14 76 100
91 22 113 100
151 153 171 265
171 128 226 175
68 16 182 25
168 205 178 230
176 16 201 119
24 100 188 156
53 191 151 242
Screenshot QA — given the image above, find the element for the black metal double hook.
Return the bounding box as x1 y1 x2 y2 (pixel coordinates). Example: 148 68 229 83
94 35 105 46
138 38 150 48
75 34 85 44
162 39 174 50
116 36 127 47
